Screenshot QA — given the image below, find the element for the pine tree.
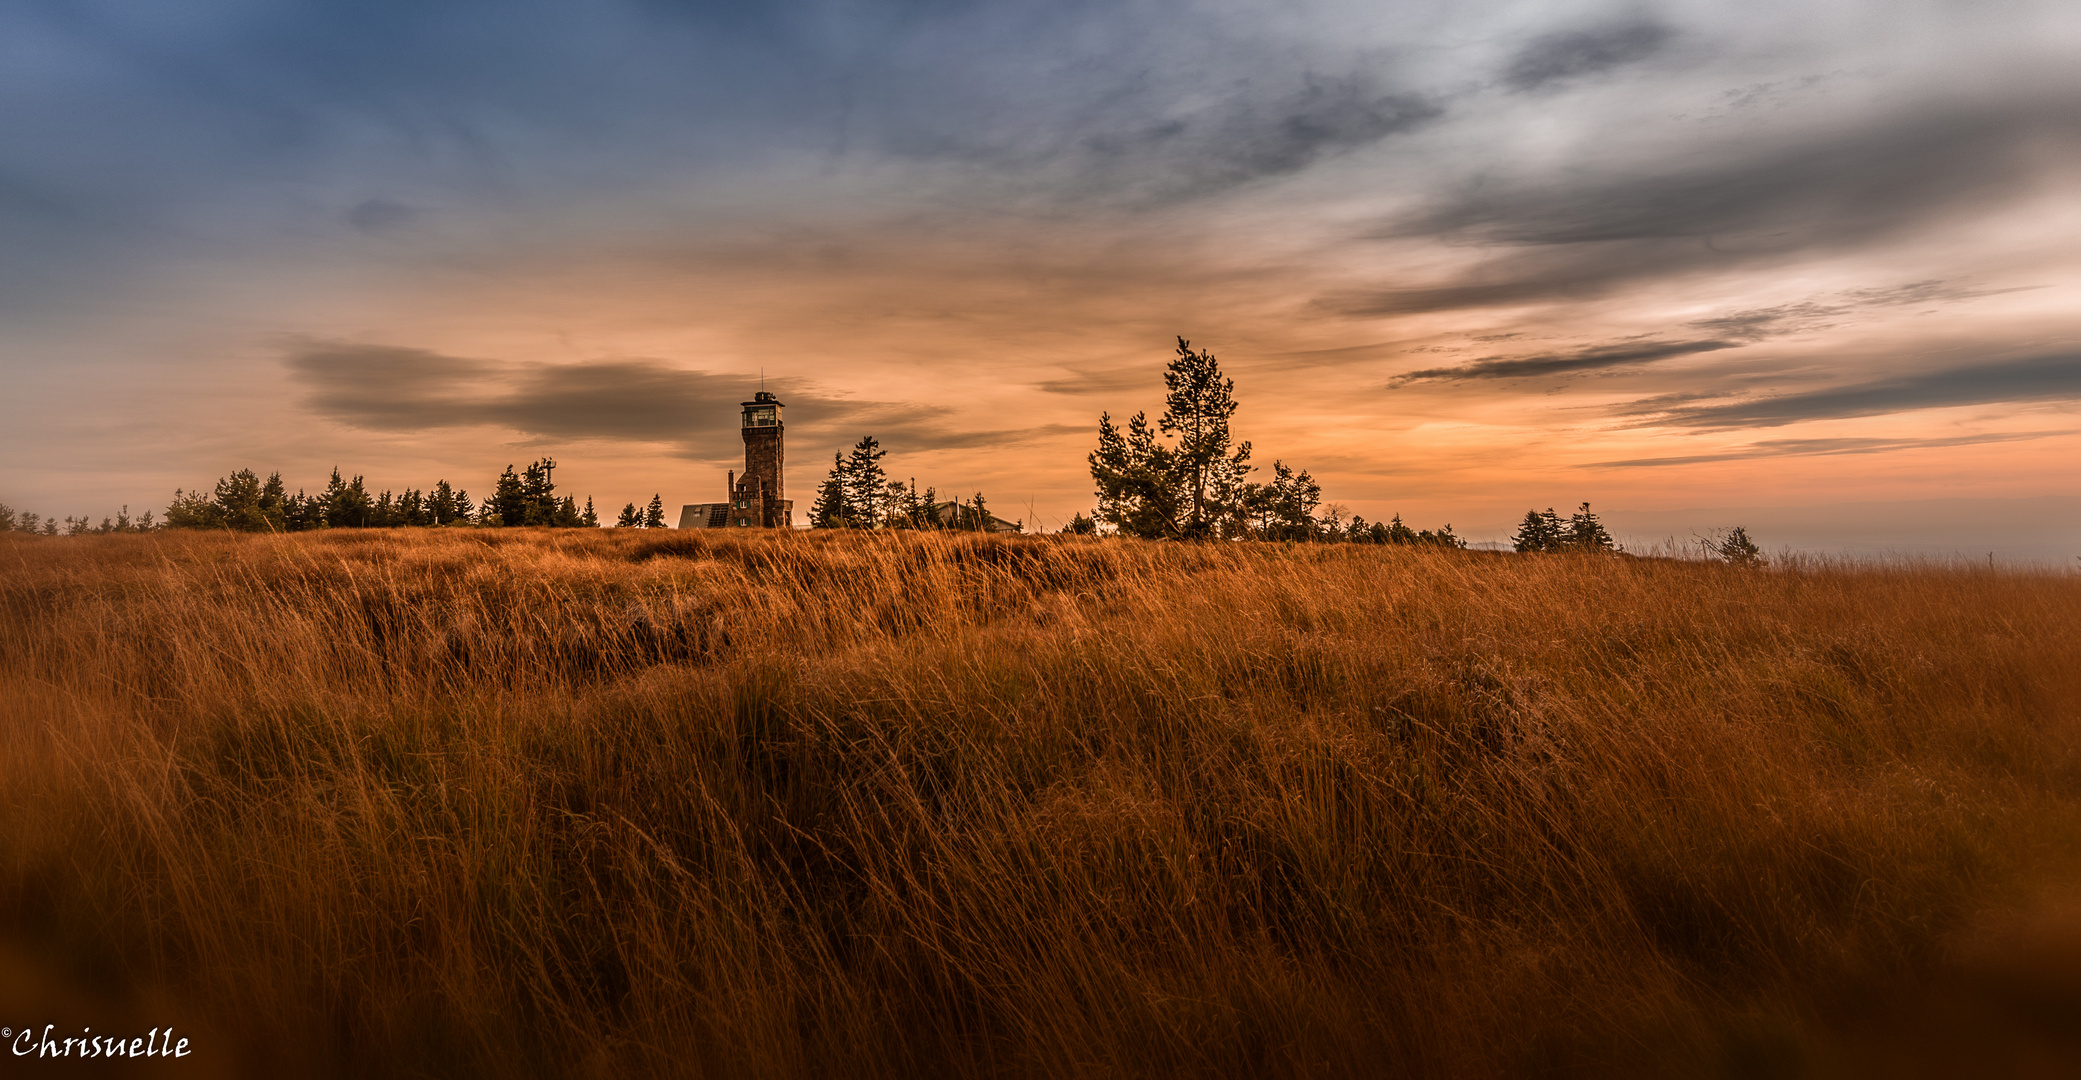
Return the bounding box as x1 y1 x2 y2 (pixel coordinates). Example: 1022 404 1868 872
1566 502 1614 551
398 488 429 527
1090 410 1182 538
258 473 289 530
1160 337 1253 538
521 458 558 525
429 480 461 526
615 502 641 528
1417 524 1466 548
489 466 526 528
1512 508 1563 552
842 437 888 526
553 495 582 527
1261 460 1320 540
581 497 599 529
324 470 374 528
643 494 666 529
286 489 322 531
1089 337 1256 540
810 452 852 529
1711 526 1761 565
212 469 265 530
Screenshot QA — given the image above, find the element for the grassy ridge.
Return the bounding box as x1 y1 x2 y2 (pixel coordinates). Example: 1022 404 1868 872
2 529 2078 1077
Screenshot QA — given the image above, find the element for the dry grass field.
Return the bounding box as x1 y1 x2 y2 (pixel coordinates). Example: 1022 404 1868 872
2 528 2078 1078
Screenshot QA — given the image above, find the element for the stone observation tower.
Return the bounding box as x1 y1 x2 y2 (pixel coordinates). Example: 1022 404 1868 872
676 390 795 529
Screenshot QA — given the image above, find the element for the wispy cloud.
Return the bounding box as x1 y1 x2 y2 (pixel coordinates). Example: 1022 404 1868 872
1620 351 2081 429
1329 97 2081 316
1392 338 1739 383
1503 21 1674 92
1589 430 2074 468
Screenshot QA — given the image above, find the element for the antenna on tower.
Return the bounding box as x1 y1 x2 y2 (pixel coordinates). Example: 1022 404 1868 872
761 367 766 393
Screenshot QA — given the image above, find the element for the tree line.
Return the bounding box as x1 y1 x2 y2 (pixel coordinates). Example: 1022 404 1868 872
0 503 153 536
1510 504 1615 552
4 460 680 535
151 459 616 531
1085 337 1463 545
808 435 1008 531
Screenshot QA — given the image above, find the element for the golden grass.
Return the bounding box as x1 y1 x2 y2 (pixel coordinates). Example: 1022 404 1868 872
2 528 2078 1078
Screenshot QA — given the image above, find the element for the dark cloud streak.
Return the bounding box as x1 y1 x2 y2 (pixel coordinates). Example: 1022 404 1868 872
1393 338 1739 383
1625 351 2081 428
1504 21 1673 92
287 342 1068 458
1589 430 2073 468
1331 97 2081 316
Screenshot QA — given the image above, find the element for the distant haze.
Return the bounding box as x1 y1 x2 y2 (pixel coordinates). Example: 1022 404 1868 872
1597 497 2081 566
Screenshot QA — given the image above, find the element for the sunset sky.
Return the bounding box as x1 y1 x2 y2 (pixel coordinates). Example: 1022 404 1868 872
3 1 2077 556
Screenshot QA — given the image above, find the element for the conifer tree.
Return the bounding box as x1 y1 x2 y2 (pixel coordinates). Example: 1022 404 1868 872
213 469 265 530
1261 460 1321 540
1513 508 1564 552
615 502 641 528
325 469 375 528
642 494 666 529
286 489 322 531
1711 526 1762 565
489 466 526 528
810 452 853 528
521 459 559 525
1160 337 1252 538
1567 502 1615 551
1090 337 1256 539
397 488 428 527
429 480 462 525
1090 410 1182 538
581 497 599 528
258 473 289 530
842 436 888 526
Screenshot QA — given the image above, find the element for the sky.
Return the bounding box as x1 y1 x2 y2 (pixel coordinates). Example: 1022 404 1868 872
2 0 2078 557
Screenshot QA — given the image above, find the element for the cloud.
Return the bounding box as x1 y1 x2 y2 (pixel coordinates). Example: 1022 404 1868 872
1503 21 1674 92
1035 367 1159 396
1329 97 2081 315
286 342 1072 457
1392 338 1739 383
972 72 1447 204
346 199 420 233
1622 351 2081 428
1686 302 1846 341
1589 430 2074 467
